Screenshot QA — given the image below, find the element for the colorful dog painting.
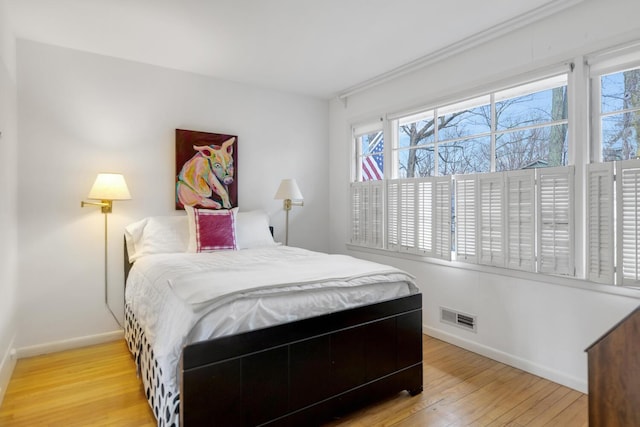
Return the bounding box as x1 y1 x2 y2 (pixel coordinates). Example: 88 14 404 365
175 130 238 210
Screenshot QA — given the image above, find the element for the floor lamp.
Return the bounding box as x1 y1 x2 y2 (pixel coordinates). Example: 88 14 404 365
274 179 304 246
81 173 131 328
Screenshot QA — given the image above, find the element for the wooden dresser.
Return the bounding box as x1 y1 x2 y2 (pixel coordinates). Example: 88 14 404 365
586 305 640 426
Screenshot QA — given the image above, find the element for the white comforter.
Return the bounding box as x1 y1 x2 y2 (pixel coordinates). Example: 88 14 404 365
125 246 417 394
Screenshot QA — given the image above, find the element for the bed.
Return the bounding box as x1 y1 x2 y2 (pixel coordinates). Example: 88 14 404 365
123 209 423 426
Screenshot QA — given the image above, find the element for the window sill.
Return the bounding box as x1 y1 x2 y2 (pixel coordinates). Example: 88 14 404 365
345 243 640 300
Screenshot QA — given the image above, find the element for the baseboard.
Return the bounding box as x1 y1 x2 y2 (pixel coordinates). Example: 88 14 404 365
15 330 124 359
423 325 588 394
0 333 17 406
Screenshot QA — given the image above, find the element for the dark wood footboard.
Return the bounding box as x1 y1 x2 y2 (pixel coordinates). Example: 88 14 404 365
180 293 423 426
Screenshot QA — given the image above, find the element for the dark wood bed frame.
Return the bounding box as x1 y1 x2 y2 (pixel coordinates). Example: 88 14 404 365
124 240 423 426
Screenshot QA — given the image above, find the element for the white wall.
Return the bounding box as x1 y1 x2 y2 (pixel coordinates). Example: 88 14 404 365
329 0 640 392
0 0 18 402
15 40 329 350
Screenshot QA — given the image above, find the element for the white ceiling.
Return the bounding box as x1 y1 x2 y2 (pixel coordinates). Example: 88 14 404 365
7 0 579 99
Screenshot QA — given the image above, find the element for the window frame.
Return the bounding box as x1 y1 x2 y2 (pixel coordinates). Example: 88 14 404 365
390 73 570 178
346 48 640 293
588 46 640 163
352 120 385 183
586 43 640 287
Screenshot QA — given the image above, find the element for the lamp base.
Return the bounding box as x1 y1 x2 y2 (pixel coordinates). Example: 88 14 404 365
281 198 303 246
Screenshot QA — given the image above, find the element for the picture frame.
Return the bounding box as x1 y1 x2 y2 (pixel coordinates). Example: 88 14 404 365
175 129 238 210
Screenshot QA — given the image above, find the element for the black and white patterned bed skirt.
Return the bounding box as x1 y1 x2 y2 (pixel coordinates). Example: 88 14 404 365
125 304 180 427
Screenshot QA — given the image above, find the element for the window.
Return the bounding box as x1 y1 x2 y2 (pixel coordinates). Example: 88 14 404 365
351 120 385 248
347 48 640 290
390 74 574 276
595 65 640 162
353 121 384 182
587 49 640 287
395 99 492 178
393 75 568 178
495 76 569 171
351 73 574 277
395 110 436 178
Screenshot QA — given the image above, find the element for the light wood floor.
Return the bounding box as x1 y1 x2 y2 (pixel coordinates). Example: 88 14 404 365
0 335 587 426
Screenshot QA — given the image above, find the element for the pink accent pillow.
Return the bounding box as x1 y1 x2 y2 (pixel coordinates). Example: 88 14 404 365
186 206 238 252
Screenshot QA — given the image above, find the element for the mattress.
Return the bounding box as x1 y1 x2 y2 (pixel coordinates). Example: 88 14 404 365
124 245 417 426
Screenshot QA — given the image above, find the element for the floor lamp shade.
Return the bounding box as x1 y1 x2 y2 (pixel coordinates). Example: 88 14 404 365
88 173 132 201
274 179 303 201
83 173 131 214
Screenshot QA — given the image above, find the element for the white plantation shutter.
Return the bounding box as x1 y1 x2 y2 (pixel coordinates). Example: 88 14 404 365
388 178 449 258
349 181 383 248
616 159 640 286
586 163 615 284
416 178 434 255
537 166 575 276
505 170 536 272
399 180 416 252
370 181 385 248
434 177 452 261
361 183 371 245
478 173 505 267
455 175 477 263
350 183 364 244
386 180 400 250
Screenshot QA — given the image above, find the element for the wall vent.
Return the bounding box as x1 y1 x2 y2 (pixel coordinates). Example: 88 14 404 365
440 307 477 332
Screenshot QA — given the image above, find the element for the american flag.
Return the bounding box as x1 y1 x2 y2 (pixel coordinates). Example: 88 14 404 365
362 132 384 181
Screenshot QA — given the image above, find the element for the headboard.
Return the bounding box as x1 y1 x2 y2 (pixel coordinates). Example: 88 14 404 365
124 237 133 283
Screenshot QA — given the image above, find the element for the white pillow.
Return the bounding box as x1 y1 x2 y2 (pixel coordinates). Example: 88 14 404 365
124 210 275 261
125 215 189 262
236 210 276 249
